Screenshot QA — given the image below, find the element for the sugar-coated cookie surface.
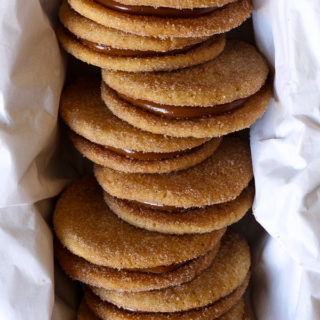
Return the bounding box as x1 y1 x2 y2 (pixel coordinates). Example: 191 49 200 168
55 240 219 292
104 185 253 234
90 232 250 312
60 2 210 51
53 177 225 269
101 82 271 138
94 136 252 208
70 131 222 173
102 41 269 106
60 78 209 152
107 0 236 9
68 0 252 37
58 26 225 72
84 280 248 319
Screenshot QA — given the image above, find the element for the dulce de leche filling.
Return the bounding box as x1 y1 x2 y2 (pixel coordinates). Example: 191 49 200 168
131 199 186 212
80 37 201 58
127 261 187 274
117 91 247 119
106 144 203 161
95 0 218 18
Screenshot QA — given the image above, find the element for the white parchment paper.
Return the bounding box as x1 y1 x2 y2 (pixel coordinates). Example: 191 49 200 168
251 0 320 319
1 0 320 319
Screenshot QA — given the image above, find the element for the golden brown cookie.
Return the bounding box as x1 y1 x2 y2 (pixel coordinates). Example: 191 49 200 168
53 177 225 269
102 41 268 106
57 26 225 72
103 0 236 9
94 136 252 208
101 81 271 138
104 184 253 234
60 78 209 153
90 232 250 312
70 131 222 173
60 1 210 51
84 278 248 319
55 240 219 292
68 0 252 38
78 299 98 320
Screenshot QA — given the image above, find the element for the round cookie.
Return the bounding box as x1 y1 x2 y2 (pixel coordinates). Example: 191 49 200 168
78 299 247 320
101 81 271 138
55 240 219 292
53 177 225 269
60 77 209 153
103 0 236 9
57 26 225 72
90 232 250 312
59 1 210 51
68 0 252 38
94 135 253 208
84 278 249 319
104 184 254 234
102 41 269 106
70 131 222 173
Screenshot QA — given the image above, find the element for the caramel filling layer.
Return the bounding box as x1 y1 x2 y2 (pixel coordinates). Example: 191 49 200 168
118 91 247 119
131 199 186 212
127 261 187 274
80 37 200 57
95 0 218 18
106 144 204 161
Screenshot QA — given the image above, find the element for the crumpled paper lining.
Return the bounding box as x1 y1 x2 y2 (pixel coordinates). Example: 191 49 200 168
251 0 320 318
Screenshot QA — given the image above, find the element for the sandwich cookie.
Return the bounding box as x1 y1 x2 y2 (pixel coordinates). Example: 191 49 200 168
101 41 271 138
90 232 250 312
55 240 219 292
78 298 249 320
60 78 221 173
67 0 252 38
84 282 249 319
53 177 225 270
104 184 254 234
95 135 253 209
58 2 226 72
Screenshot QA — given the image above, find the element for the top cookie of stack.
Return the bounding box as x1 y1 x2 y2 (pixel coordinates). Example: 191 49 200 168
57 0 252 71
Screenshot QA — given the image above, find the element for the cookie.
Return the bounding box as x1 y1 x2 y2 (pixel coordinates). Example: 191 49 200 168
55 240 219 292
90 232 250 312
60 1 209 52
68 0 252 38
102 41 268 106
101 41 270 137
84 278 248 319
58 3 226 72
60 78 209 153
95 136 252 208
100 0 236 9
70 131 222 173
101 80 271 138
104 184 254 234
78 298 247 320
53 177 225 269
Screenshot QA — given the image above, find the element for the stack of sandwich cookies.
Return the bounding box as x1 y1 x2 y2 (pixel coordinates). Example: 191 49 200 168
101 40 271 138
60 78 222 173
57 0 251 71
53 179 250 319
54 0 271 318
